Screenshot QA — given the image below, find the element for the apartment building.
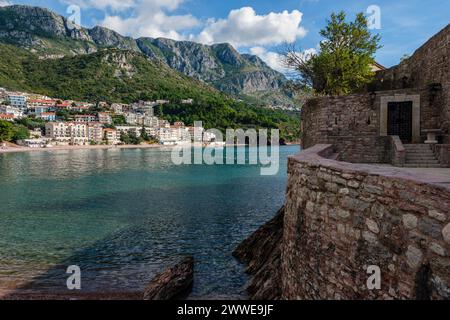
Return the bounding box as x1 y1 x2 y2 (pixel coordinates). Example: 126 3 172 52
127 112 148 126
111 103 127 115
143 116 159 128
103 128 118 145
27 99 56 109
87 123 104 144
98 112 112 125
37 112 56 121
74 114 97 123
7 94 27 108
45 122 89 145
0 106 24 119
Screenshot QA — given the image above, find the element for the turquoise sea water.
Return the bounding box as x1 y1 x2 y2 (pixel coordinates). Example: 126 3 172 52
0 145 299 298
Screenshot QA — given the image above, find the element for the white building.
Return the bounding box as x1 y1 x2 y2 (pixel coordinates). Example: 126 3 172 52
116 126 141 137
188 126 204 142
29 128 43 138
27 99 55 109
103 128 118 145
126 112 146 126
37 112 56 121
0 105 24 119
7 94 27 108
143 116 159 128
88 123 104 144
132 101 155 115
111 103 127 115
17 138 50 148
203 131 216 142
45 122 89 145
98 112 112 125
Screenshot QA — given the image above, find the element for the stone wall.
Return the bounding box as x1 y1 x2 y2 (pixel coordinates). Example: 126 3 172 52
301 24 450 157
373 24 450 142
301 94 388 163
281 145 450 299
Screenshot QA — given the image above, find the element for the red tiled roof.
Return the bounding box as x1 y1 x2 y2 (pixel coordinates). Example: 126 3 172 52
0 113 14 119
28 99 56 104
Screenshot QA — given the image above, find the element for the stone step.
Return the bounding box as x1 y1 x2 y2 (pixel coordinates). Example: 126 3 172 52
406 155 438 159
405 160 439 165
404 147 433 151
405 150 435 154
406 158 439 162
404 145 432 149
403 163 442 168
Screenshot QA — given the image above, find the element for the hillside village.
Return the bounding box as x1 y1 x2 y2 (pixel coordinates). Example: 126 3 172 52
0 87 216 148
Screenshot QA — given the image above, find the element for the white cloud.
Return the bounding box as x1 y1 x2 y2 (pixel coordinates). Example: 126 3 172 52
60 0 135 11
101 0 198 39
60 0 198 39
0 0 11 7
59 1 311 65
250 47 316 74
195 7 307 48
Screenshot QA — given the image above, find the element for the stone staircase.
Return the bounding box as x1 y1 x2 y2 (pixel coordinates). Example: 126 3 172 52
403 144 441 167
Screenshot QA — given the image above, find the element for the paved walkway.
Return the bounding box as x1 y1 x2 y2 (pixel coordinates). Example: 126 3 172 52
392 167 450 188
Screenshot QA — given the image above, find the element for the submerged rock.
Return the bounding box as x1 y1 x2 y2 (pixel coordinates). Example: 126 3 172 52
143 257 194 300
233 206 284 300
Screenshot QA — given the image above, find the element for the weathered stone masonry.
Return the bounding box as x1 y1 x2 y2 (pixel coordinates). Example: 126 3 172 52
282 145 450 299
236 25 450 301
301 24 450 164
301 94 387 163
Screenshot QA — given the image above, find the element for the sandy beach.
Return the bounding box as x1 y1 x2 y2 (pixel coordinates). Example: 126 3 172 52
0 143 185 154
0 142 264 154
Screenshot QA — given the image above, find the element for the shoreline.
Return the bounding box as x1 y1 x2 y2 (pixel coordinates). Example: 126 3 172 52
0 289 143 300
0 143 300 155
0 143 176 154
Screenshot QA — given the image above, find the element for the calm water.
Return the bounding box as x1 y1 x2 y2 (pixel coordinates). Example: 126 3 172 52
0 145 299 298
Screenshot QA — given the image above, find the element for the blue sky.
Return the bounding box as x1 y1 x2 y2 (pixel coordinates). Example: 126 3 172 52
2 0 449 70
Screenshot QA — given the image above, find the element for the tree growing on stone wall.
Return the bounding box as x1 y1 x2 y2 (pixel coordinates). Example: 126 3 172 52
284 11 381 96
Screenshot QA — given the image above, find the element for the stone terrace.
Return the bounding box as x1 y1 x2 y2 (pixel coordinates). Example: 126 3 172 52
282 145 450 299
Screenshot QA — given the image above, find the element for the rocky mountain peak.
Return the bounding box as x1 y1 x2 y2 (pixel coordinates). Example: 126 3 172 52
0 4 296 107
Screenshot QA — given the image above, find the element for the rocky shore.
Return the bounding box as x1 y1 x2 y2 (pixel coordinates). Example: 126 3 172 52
143 257 194 300
233 207 284 300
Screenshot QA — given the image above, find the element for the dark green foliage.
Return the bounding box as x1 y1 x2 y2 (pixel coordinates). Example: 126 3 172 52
286 11 381 95
140 126 150 141
12 124 30 141
0 120 14 142
0 119 30 142
120 131 142 145
14 117 46 130
112 115 126 125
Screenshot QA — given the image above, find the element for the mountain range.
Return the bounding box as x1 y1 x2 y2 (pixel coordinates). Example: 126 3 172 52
0 5 295 107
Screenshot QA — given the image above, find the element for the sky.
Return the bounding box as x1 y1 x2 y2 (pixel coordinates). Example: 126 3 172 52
1 0 449 71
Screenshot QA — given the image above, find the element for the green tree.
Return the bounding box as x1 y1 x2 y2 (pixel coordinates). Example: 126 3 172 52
0 120 14 142
128 130 142 145
112 115 126 125
12 125 30 142
120 131 130 144
285 11 381 95
140 126 149 141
